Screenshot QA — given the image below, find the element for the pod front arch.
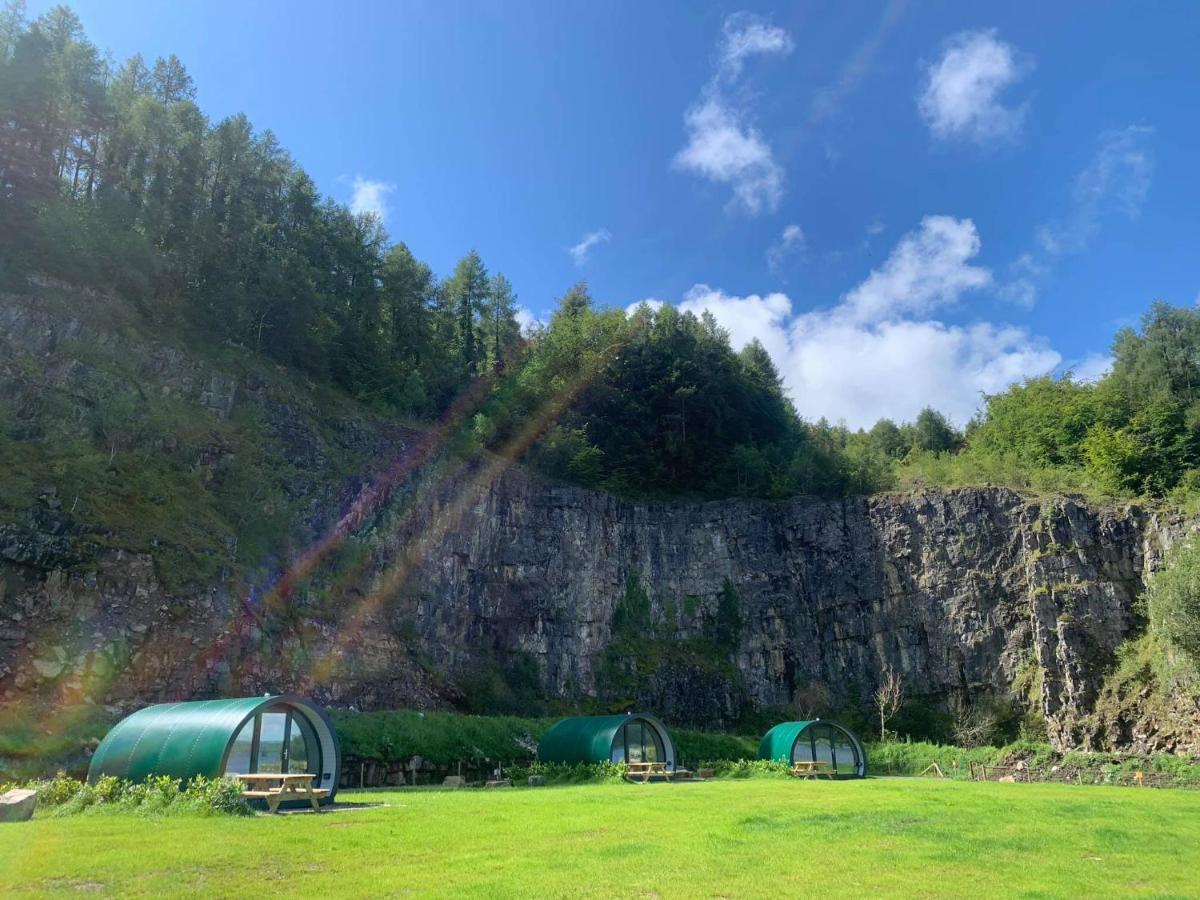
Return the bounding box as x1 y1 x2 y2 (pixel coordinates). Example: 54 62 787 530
758 719 866 777
538 713 678 770
87 695 341 803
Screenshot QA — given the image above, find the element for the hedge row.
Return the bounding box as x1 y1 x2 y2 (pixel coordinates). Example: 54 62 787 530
1 706 764 781
503 761 630 784
868 739 1200 787
673 730 760 764
330 710 554 765
330 709 764 768
17 705 1198 788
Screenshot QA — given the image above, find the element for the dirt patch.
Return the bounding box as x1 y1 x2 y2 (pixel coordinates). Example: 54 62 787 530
43 879 105 893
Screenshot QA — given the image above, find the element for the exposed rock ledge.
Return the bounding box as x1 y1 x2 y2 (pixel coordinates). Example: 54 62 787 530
2 458 1191 750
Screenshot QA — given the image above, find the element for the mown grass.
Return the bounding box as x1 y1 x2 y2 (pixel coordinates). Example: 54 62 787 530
2 778 1198 897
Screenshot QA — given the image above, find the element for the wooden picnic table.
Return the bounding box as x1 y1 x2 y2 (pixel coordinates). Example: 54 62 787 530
235 773 328 813
790 761 835 780
626 761 671 783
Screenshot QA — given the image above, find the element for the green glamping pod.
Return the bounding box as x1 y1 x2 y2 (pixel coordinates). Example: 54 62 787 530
538 714 678 770
759 720 867 777
87 696 340 805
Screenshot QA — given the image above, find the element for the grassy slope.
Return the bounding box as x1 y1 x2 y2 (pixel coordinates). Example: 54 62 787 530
0 286 400 592
2 779 1198 898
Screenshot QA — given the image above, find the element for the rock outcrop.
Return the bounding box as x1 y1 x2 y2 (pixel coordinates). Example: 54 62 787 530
353 461 1187 745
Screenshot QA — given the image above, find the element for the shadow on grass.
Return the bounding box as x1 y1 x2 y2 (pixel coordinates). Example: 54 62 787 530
271 801 385 816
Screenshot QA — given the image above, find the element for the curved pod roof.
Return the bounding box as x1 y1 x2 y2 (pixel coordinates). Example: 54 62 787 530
87 695 340 799
538 714 677 770
758 719 867 777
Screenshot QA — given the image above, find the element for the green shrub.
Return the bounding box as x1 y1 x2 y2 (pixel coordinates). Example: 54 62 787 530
706 759 792 779
1147 534 1200 663
673 730 759 765
457 652 547 716
332 709 553 766
866 741 1008 777
505 761 629 784
23 774 251 817
505 759 803 783
180 775 253 815
92 774 127 804
864 738 1200 787
121 775 182 815
895 448 1104 500
36 773 87 807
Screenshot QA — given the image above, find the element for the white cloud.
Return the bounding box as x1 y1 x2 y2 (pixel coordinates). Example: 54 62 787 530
515 307 543 336
784 315 1059 427
996 252 1044 308
841 215 991 322
626 298 665 315
635 216 1061 428
675 98 784 215
349 176 394 222
679 285 793 364
1078 127 1155 219
1068 353 1112 383
918 30 1030 144
718 12 793 79
568 228 611 266
766 224 805 272
1038 126 1154 256
1001 126 1154 304
673 14 790 215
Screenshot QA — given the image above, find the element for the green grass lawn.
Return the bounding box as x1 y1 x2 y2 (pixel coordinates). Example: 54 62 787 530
2 778 1199 898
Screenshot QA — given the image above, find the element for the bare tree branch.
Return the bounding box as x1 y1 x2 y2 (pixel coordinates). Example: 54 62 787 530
873 665 904 742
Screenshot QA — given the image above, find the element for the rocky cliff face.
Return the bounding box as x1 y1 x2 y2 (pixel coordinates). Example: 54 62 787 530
361 464 1186 747
0 286 1194 751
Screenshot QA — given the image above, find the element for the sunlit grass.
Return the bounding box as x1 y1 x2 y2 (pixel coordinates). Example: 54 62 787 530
894 449 1112 501
2 778 1198 897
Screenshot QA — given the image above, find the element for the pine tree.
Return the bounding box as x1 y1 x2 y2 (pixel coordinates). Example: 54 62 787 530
484 272 519 373
555 281 592 319
445 250 488 378
151 53 194 103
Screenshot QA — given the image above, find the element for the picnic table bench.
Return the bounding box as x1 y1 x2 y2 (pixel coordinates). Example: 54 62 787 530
626 761 688 783
236 773 328 813
790 761 835 780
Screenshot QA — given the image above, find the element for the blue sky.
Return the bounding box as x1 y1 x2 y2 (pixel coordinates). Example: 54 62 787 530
34 1 1200 427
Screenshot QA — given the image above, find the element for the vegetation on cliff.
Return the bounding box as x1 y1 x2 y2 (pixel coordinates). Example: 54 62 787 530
901 302 1200 506
1084 535 1200 752
1147 534 1200 665
5 6 1200 513
0 4 891 507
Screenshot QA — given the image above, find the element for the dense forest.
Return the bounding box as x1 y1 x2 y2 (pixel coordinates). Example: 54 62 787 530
4 4 1200 506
